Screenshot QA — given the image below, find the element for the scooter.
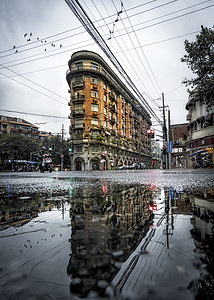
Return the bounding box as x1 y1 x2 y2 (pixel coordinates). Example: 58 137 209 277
40 154 53 173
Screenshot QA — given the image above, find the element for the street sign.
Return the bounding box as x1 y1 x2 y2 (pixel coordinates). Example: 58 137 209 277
167 141 173 153
60 154 64 158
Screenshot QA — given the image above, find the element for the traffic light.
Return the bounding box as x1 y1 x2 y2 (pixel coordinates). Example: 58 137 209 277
68 145 73 152
150 129 155 138
147 129 155 138
49 144 55 151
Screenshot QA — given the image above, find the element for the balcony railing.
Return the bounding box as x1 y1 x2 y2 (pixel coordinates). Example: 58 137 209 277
72 109 85 116
72 95 85 102
72 80 85 89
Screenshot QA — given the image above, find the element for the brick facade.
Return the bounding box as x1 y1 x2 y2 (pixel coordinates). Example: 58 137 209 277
66 51 152 170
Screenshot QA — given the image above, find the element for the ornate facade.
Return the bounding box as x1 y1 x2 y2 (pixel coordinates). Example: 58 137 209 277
66 51 152 170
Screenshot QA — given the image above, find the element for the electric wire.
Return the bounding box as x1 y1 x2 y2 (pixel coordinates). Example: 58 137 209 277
0 63 68 102
0 0 178 56
0 108 68 119
98 0 156 100
1 0 212 133
112 0 162 97
106 0 160 99
68 0 162 125
0 2 211 72
0 0 210 61
0 72 67 106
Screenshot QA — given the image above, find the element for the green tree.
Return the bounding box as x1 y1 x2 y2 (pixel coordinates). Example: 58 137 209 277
40 135 70 168
181 26 214 109
0 134 39 160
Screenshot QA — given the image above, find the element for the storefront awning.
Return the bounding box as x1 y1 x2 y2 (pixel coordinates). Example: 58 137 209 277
188 149 208 157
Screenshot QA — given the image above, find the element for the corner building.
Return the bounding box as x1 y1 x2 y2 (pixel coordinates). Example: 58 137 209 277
66 51 152 170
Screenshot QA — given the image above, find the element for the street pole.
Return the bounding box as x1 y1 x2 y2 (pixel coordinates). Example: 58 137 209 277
162 93 167 169
61 124 64 171
168 109 171 169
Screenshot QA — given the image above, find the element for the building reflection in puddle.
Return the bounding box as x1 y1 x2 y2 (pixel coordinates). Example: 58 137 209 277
67 182 159 298
67 184 214 299
0 180 213 300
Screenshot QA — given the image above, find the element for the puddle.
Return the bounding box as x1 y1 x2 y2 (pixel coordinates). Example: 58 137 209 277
0 174 214 299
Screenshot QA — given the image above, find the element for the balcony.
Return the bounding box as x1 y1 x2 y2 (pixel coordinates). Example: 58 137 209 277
72 80 85 89
72 109 85 116
109 104 116 112
109 116 116 124
92 98 99 103
72 95 85 102
92 84 98 89
109 92 116 100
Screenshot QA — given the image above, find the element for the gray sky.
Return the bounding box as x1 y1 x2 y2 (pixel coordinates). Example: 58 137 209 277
0 0 213 138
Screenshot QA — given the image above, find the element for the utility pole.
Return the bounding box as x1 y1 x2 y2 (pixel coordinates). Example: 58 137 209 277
61 124 65 140
161 93 168 169
168 109 171 169
61 124 64 171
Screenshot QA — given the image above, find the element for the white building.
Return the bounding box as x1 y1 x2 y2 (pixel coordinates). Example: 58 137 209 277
185 95 214 168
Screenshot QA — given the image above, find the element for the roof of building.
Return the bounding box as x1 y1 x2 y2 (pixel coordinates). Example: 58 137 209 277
0 115 38 128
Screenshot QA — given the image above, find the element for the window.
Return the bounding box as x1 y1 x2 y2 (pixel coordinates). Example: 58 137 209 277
91 62 98 71
104 121 107 128
91 77 98 84
1 116 7 121
2 124 7 129
91 90 98 98
91 145 99 152
91 130 99 138
75 62 83 70
103 82 107 90
75 118 83 128
104 94 107 102
91 104 98 112
74 90 84 99
75 146 82 153
104 108 107 115
75 129 83 138
109 124 113 130
91 118 99 126
75 103 83 112
75 75 83 82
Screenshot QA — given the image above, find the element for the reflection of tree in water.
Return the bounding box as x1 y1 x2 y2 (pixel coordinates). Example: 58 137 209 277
188 192 214 299
67 183 158 298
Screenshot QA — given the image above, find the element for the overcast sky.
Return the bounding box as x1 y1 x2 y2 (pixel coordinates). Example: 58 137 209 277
0 0 213 138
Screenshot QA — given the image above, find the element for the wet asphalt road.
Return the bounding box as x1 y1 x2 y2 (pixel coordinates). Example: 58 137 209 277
0 169 214 300
0 168 214 197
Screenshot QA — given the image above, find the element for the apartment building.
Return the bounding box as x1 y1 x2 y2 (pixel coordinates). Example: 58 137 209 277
185 94 214 168
170 123 188 168
0 115 39 138
0 115 52 140
66 51 152 171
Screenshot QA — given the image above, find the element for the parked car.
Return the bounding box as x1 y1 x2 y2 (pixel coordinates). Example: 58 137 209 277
116 165 127 170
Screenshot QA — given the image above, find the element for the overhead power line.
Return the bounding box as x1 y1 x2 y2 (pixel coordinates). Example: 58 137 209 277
0 72 67 106
0 0 209 61
0 63 68 102
64 0 163 125
0 108 68 119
